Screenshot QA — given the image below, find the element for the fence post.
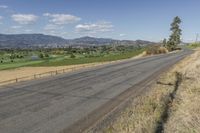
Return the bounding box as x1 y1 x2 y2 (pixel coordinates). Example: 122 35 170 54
1 65 89 86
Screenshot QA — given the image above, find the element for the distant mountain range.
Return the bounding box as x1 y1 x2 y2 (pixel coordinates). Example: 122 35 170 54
0 34 67 48
0 34 156 48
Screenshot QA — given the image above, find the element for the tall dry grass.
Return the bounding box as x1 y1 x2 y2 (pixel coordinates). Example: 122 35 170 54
164 50 200 133
103 68 178 133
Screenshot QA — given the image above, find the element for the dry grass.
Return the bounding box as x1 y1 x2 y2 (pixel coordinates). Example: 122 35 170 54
144 46 168 56
103 49 200 133
103 71 177 133
131 46 169 60
164 50 200 133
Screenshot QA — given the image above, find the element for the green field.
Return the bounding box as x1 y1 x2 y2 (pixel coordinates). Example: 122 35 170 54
30 49 144 67
186 43 200 49
0 46 145 70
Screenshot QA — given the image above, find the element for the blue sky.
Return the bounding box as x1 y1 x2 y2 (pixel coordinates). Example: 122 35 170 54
0 0 200 42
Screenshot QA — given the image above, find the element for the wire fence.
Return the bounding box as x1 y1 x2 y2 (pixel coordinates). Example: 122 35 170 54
0 63 106 86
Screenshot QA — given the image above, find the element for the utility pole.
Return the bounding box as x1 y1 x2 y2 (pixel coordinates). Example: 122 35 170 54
195 33 199 43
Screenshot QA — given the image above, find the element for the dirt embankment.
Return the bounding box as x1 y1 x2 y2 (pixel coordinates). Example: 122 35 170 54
103 49 200 133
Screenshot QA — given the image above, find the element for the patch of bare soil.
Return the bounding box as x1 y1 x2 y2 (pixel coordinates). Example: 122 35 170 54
0 62 111 86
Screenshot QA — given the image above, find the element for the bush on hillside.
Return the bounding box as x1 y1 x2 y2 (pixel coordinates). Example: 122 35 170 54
70 53 76 58
145 46 168 55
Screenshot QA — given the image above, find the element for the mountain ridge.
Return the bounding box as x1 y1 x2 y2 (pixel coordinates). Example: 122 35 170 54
0 33 156 48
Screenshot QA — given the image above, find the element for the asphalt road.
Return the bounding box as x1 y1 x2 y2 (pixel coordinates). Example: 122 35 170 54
0 50 192 133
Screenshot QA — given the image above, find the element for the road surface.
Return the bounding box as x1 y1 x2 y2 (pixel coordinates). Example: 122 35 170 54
0 50 192 133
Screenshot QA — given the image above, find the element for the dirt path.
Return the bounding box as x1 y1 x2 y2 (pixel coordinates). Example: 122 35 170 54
0 62 111 85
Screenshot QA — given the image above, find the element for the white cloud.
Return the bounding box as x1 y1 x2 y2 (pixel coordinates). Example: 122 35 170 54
0 5 8 9
119 34 126 37
43 13 81 25
44 24 63 31
10 25 22 29
75 21 114 34
24 29 32 33
11 14 38 24
0 16 3 24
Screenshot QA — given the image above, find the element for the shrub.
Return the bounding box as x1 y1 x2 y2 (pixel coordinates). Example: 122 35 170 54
45 53 49 58
70 53 76 58
145 46 168 55
39 53 44 58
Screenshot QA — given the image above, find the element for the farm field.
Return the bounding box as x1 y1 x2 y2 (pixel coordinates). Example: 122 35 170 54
0 46 145 70
0 46 145 85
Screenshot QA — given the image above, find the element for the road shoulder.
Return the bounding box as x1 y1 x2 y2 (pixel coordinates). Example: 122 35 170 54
90 50 197 133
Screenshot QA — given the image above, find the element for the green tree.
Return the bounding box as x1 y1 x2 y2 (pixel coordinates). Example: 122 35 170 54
45 53 49 58
167 16 182 51
70 53 76 58
39 53 44 59
162 38 167 47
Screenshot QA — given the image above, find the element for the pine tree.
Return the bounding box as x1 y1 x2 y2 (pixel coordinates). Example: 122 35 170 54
163 38 167 47
167 16 182 51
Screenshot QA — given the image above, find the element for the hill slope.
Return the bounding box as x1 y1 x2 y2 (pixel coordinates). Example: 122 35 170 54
0 34 68 48
0 34 155 48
